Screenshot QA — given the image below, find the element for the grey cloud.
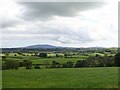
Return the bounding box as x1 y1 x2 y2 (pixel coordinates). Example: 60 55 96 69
2 1 117 48
2 34 59 41
3 2 105 29
3 20 19 29
2 16 25 29
18 2 105 20
57 33 95 44
3 18 112 44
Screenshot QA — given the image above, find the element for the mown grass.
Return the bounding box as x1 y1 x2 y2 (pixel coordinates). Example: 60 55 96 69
2 67 118 88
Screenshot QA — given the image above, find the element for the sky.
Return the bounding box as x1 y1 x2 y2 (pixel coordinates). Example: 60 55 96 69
1 0 118 48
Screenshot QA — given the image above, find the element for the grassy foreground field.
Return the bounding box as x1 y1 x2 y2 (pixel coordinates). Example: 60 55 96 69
2 67 118 88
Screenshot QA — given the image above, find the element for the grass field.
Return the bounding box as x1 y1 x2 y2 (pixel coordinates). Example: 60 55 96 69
31 57 86 64
2 67 118 88
6 55 88 64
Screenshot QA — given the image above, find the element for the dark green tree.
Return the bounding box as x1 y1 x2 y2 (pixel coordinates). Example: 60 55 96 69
115 52 120 66
62 61 73 68
38 53 47 58
2 56 6 61
75 60 87 68
4 60 19 70
23 60 32 69
34 64 40 69
51 61 61 68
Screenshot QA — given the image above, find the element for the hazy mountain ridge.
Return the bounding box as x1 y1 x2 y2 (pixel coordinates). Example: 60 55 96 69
24 44 107 49
24 44 61 49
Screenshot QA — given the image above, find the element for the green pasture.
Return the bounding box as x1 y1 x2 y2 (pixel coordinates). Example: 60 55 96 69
2 67 118 88
88 53 105 57
5 55 88 64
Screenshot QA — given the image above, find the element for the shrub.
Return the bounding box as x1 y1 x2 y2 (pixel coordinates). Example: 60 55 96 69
4 60 19 70
115 52 120 66
2 56 6 61
38 53 47 58
19 61 24 67
2 63 7 70
51 61 61 68
62 61 74 68
34 64 40 69
23 60 32 69
75 60 87 68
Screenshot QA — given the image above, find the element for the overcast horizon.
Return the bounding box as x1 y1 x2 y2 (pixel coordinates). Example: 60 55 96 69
1 0 118 48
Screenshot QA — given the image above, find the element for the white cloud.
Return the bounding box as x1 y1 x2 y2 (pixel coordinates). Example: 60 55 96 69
2 1 118 47
1 0 25 28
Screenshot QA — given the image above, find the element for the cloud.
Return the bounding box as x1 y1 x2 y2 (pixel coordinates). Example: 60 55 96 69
2 1 118 47
1 0 25 29
2 17 24 29
18 2 105 20
2 2 105 29
3 16 117 45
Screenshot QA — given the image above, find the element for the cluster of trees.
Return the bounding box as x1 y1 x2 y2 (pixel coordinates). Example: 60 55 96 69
38 53 47 58
46 52 120 68
49 56 115 68
2 60 19 70
56 54 64 58
75 56 114 67
37 53 71 58
2 60 32 70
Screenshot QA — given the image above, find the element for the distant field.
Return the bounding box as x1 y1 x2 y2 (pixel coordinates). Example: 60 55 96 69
31 57 87 64
4 52 115 64
2 67 118 88
88 53 115 57
6 55 88 64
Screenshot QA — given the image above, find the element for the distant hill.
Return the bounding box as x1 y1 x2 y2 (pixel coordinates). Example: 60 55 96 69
21 45 106 49
24 44 60 49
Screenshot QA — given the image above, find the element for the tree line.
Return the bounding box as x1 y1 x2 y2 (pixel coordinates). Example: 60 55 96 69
2 52 120 70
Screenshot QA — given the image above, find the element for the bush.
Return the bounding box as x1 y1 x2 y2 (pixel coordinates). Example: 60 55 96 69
62 61 74 68
14 54 17 56
75 60 87 68
34 64 40 69
51 61 61 68
38 53 47 58
2 56 6 61
23 60 32 69
115 52 120 66
19 61 24 67
2 63 7 70
4 60 19 70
